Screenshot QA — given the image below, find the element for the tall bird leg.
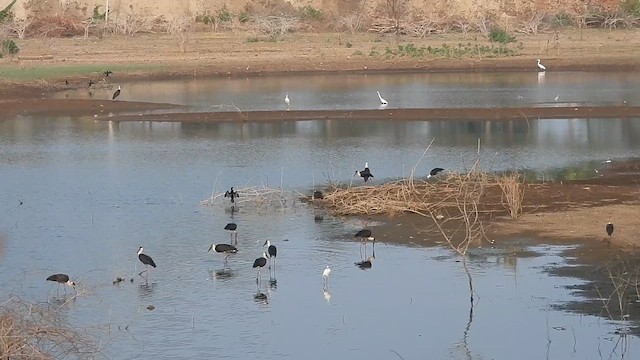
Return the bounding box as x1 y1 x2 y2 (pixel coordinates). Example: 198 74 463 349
224 254 230 266
234 232 238 245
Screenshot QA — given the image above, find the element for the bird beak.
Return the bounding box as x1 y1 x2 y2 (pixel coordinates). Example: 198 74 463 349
262 240 268 246
353 170 358 176
207 245 213 252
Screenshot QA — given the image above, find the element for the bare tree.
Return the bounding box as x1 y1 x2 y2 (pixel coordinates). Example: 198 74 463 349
385 0 408 35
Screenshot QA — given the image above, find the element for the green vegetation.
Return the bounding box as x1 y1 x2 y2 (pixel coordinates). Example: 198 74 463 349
553 12 573 27
246 36 260 43
488 28 516 44
0 39 19 57
621 0 640 17
0 63 159 81
0 0 16 23
238 11 250 23
381 42 517 59
217 7 232 23
300 5 323 20
92 5 106 21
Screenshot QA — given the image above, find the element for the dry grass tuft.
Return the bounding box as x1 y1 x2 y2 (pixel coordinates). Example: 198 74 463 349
0 296 98 359
497 172 525 219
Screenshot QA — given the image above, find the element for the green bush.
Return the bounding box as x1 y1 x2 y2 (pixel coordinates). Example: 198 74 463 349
1 39 20 56
0 0 17 23
301 5 323 20
621 0 640 16
217 7 232 23
92 5 106 21
488 28 516 44
238 12 250 23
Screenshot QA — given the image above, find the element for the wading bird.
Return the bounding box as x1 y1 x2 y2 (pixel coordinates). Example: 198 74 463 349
355 256 375 269
606 222 614 238
224 223 238 244
285 92 290 109
322 265 331 288
208 243 238 265
137 247 156 282
46 273 76 295
224 187 239 203
355 162 374 182
253 253 268 282
428 167 445 179
376 91 388 106
103 70 113 77
263 240 277 269
112 85 121 100
536 59 546 71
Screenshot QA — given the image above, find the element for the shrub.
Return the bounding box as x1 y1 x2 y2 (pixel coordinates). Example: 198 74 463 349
488 28 516 43
301 5 323 20
92 5 106 21
621 0 640 17
238 12 250 23
217 7 232 23
0 0 16 23
1 38 20 56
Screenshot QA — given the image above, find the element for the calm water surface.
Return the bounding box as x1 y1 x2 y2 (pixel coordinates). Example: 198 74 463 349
3 72 640 359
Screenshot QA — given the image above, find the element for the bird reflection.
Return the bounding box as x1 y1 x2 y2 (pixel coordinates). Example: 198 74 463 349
254 291 268 306
209 268 237 281
269 278 277 290
355 256 375 269
323 288 331 304
137 282 157 298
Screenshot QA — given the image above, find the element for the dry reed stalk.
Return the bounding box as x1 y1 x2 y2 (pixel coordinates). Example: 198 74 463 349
497 173 525 219
0 297 98 359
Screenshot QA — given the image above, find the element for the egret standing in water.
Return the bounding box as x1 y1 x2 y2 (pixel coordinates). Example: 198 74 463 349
322 265 332 288
137 247 156 283
355 162 374 182
376 91 388 106
536 59 546 71
253 253 268 283
208 243 238 266
46 273 76 295
285 92 290 110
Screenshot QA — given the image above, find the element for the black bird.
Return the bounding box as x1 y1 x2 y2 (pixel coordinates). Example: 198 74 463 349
137 246 156 282
263 240 277 269
224 222 238 244
88 80 95 87
112 85 121 100
355 256 375 269
313 190 324 199
253 252 268 282
428 167 445 179
46 273 76 294
355 162 374 182
103 70 113 77
355 229 372 240
208 243 238 265
224 187 239 203
606 222 614 238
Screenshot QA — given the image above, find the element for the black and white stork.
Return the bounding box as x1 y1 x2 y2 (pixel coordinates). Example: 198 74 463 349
355 162 374 182
208 243 238 265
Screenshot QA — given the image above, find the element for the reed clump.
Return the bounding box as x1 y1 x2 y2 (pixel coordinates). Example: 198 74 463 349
319 170 523 220
0 297 98 359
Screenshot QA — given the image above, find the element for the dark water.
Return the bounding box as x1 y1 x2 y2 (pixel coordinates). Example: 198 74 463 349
3 72 640 359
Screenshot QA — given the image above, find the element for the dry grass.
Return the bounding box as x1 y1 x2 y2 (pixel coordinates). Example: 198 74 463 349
0 296 98 359
497 172 525 219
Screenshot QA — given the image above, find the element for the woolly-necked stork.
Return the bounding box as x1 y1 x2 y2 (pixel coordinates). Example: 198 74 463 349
253 253 268 282
47 273 76 295
428 167 445 179
263 240 277 269
606 222 614 238
137 247 156 282
112 85 121 100
355 162 374 182
224 222 238 244
208 243 238 265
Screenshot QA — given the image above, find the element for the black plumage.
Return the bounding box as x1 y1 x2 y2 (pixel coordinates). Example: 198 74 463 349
209 243 238 265
313 190 324 199
253 253 268 269
428 167 445 178
355 162 374 182
103 70 113 77
47 273 71 284
224 187 239 203
606 222 614 237
225 222 238 244
355 229 372 239
224 223 237 231
137 247 156 267
112 85 121 100
355 256 375 269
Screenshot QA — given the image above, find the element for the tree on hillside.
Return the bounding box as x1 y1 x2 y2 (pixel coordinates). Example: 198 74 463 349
385 0 408 34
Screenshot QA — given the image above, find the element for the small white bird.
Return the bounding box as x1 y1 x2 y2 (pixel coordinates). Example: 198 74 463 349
537 59 546 71
376 91 388 106
322 265 331 287
284 92 290 109
554 94 560 101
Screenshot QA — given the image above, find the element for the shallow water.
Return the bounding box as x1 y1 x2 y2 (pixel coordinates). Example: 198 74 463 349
3 72 640 358
55 71 640 110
